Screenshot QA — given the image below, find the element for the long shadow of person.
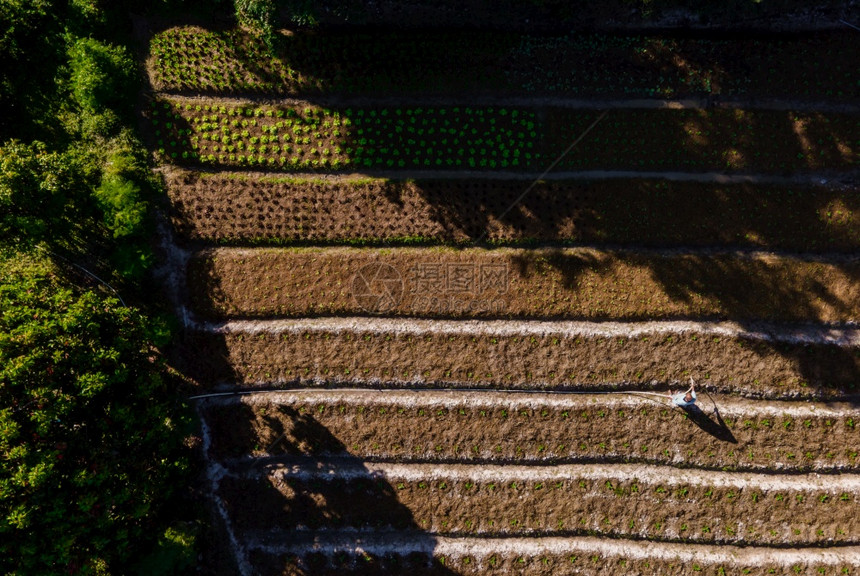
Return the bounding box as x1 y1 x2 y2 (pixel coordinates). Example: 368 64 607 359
677 399 737 444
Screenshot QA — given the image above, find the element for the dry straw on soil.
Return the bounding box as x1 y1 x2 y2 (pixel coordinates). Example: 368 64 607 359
201 392 860 473
246 537 860 576
180 326 860 398
165 171 860 251
217 465 859 546
186 247 860 323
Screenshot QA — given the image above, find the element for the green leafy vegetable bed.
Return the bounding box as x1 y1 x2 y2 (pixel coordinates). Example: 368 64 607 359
150 98 859 173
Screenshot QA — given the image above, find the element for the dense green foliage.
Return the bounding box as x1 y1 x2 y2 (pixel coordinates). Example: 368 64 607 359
0 0 64 139
0 1 194 574
0 142 86 246
235 0 277 38
0 252 188 575
68 37 136 118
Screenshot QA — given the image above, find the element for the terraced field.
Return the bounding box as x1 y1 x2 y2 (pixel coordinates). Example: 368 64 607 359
147 22 860 576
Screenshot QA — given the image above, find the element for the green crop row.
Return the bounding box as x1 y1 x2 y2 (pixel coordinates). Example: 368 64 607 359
151 99 540 170
151 99 859 173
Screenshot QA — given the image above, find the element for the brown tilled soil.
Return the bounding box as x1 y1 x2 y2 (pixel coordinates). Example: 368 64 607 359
201 398 859 472
179 329 860 398
247 549 856 576
186 247 860 323
218 472 858 546
165 171 860 251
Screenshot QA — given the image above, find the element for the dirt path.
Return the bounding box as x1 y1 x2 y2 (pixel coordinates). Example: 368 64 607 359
195 317 860 347
195 243 860 262
233 458 860 493
197 409 251 576
247 532 860 568
151 212 193 322
199 388 859 419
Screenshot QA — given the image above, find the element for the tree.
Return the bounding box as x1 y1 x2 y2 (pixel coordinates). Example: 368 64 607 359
0 0 65 140
0 251 188 575
0 141 87 246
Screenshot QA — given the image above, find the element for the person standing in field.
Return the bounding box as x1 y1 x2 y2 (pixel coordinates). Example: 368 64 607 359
669 377 697 407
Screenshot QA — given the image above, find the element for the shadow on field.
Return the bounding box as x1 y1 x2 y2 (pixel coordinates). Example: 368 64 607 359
152 19 860 99
505 248 860 323
532 250 860 401
273 0 860 32
398 180 860 253
678 403 737 443
206 402 457 576
172 329 239 388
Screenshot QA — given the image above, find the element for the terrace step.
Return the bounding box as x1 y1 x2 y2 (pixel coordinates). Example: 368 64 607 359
165 166 860 183
180 317 860 398
238 532 860 576
154 95 860 113
213 457 860 546
151 97 859 175
220 458 860 491
194 316 860 345
185 245 860 323
197 390 860 473
165 171 860 251
147 26 860 99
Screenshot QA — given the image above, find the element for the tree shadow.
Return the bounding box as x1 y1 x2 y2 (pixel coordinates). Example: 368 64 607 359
184 250 232 321
791 344 860 403
148 22 860 100
165 173 860 252
202 401 458 576
171 328 240 389
285 1 860 32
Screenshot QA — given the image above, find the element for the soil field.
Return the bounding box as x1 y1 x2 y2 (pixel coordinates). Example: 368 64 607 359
178 325 860 397
185 247 860 323
166 171 860 251
199 392 860 472
247 540 860 576
150 16 860 576
217 463 859 546
148 27 860 100
150 98 859 173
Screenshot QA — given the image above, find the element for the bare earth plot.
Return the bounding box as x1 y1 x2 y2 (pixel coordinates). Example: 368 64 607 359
147 20 860 576
185 246 860 323
165 171 860 251
179 319 860 398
